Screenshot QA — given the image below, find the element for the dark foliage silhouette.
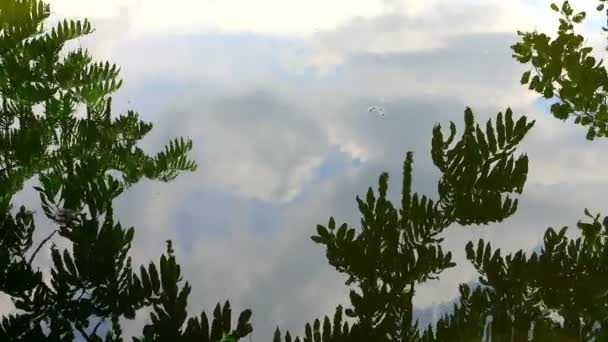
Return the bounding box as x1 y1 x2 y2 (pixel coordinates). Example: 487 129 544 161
0 1 251 341
2 0 608 341
422 210 608 341
272 108 535 342
512 0 608 140
418 1 608 340
272 0 608 341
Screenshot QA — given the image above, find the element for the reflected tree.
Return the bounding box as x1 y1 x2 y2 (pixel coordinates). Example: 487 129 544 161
3 0 608 341
273 109 535 341
426 209 608 341
512 0 608 140
0 1 252 341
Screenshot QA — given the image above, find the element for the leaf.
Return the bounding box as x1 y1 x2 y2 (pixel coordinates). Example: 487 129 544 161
345 229 355 242
221 335 237 342
496 111 506 149
520 70 531 84
475 125 489 160
310 236 324 244
316 225 330 239
572 12 586 23
587 127 596 140
561 1 572 15
328 217 336 230
149 263 160 294
486 119 497 153
505 108 514 141
337 224 347 241
551 102 570 120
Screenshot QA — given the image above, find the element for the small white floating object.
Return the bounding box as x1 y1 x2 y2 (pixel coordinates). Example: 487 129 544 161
368 106 385 115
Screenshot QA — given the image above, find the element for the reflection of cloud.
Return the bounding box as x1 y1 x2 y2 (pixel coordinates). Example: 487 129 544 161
309 33 538 109
48 0 601 40
283 0 574 73
0 293 15 317
49 0 387 37
47 0 142 20
5 1 608 341
51 1 140 63
107 27 596 340
165 89 329 203
121 29 550 204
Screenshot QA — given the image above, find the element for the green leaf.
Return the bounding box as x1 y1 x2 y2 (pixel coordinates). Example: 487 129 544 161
529 75 541 91
584 208 592 217
505 108 514 141
551 102 571 120
345 228 355 242
486 120 497 153
562 1 573 15
149 263 160 293
572 12 586 23
311 236 324 244
220 335 237 342
316 225 330 239
337 224 347 241
496 111 506 149
520 70 531 84
586 127 597 140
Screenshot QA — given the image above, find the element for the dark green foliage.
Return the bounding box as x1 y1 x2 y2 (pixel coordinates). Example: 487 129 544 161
133 242 253 342
427 209 608 341
420 284 491 342
432 107 534 225
0 0 196 212
3 0 608 341
272 305 354 342
0 1 252 341
0 1 540 340
512 0 608 140
277 108 534 342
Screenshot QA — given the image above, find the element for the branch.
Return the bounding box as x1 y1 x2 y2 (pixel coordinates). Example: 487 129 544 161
76 288 88 302
75 324 94 342
91 317 105 337
28 229 58 266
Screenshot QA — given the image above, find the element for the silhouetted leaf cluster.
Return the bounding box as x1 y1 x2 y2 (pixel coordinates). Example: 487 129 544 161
512 0 608 140
0 1 251 341
2 0 608 341
422 209 608 341
274 107 535 342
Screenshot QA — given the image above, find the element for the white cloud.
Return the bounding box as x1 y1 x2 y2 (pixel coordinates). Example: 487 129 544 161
48 0 387 37
45 0 581 39
47 0 139 19
46 0 607 51
157 89 330 203
283 0 608 74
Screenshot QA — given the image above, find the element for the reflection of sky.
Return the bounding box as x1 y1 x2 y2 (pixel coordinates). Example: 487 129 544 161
172 146 364 248
174 189 283 243
317 147 363 178
5 1 608 341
